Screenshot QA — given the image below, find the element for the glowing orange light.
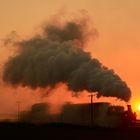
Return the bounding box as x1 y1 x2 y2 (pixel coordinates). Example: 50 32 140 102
138 105 140 111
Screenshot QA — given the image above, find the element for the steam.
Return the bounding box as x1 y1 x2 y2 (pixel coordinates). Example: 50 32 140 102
2 16 131 102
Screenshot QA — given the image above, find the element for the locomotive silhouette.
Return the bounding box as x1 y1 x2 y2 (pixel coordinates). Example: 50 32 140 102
20 102 137 127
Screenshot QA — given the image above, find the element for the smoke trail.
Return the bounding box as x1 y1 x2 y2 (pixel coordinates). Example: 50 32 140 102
2 16 131 102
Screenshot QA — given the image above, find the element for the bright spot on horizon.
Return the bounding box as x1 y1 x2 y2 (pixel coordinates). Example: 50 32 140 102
138 105 140 111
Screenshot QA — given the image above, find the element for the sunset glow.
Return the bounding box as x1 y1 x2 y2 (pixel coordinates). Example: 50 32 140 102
0 0 140 123
138 105 140 111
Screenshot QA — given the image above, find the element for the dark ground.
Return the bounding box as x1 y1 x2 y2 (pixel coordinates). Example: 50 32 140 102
0 122 140 139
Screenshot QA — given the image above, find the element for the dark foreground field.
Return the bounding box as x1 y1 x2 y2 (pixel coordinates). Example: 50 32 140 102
0 122 140 139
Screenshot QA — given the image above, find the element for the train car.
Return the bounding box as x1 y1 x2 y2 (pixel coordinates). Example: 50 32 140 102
60 102 125 127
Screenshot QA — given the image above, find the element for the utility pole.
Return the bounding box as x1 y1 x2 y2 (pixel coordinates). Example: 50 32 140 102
88 94 94 126
16 101 21 121
88 92 98 126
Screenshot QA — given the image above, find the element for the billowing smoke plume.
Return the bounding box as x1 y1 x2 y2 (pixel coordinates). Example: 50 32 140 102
2 17 131 102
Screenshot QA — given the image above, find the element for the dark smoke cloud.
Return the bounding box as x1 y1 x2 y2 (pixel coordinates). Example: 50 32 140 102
2 17 131 102
43 21 93 47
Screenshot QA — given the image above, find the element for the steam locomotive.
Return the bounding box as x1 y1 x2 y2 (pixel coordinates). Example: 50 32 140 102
20 102 137 128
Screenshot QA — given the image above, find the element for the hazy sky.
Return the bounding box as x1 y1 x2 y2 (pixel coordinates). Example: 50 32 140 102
0 0 140 108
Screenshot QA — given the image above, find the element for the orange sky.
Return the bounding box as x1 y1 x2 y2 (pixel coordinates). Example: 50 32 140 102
0 0 140 114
